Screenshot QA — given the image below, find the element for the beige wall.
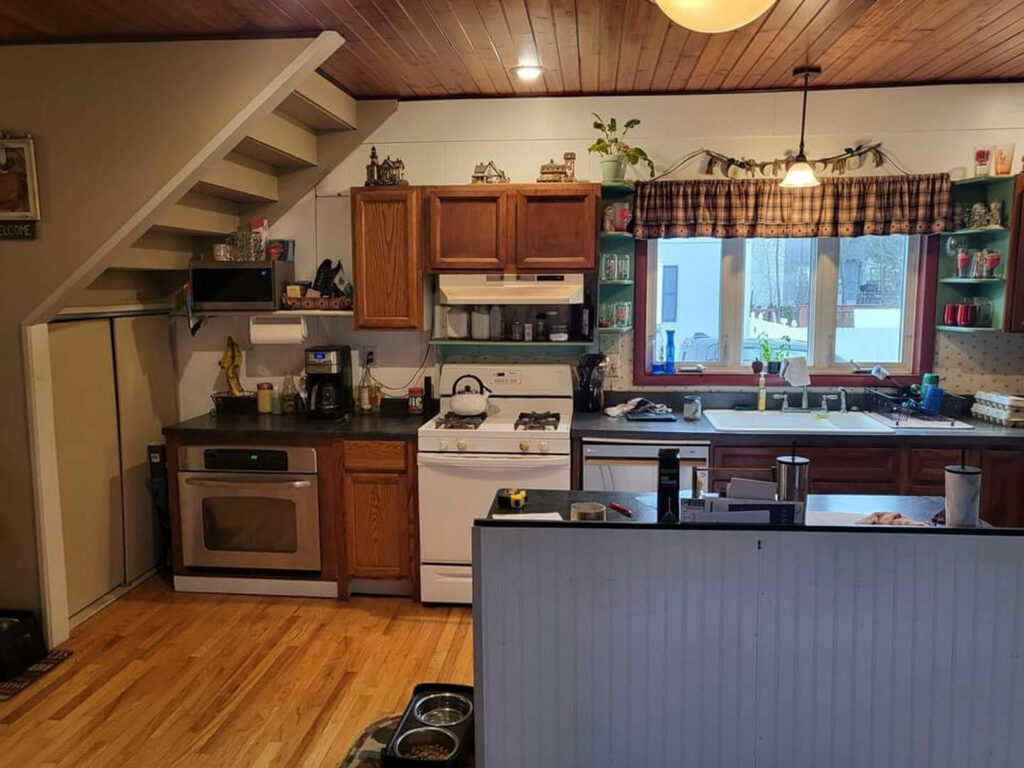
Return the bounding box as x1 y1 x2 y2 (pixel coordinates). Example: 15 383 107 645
0 37 336 616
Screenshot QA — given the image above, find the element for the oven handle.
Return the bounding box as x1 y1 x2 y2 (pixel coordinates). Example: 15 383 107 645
183 477 313 489
418 453 569 470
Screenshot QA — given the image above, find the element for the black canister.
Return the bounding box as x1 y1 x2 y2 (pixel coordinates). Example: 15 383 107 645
657 447 680 523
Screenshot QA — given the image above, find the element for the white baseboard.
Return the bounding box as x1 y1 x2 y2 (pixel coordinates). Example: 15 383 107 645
173 574 338 598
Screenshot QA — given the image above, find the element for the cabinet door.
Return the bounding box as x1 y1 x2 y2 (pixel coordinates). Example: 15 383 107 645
427 186 511 272
352 187 423 329
514 184 599 271
980 450 1024 527
711 445 901 495
1005 174 1024 332
344 471 411 579
905 448 982 495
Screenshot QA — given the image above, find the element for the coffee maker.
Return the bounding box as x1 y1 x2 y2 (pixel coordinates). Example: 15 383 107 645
305 346 353 419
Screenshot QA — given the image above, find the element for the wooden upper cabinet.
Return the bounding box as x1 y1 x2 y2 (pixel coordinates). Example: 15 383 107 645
351 187 423 329
427 186 511 272
514 184 599 272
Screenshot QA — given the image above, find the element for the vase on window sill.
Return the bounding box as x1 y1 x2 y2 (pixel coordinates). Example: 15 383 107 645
767 361 781 375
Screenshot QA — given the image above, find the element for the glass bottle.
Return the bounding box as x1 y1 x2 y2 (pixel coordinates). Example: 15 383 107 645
357 353 374 413
652 325 666 374
664 329 676 374
281 372 298 413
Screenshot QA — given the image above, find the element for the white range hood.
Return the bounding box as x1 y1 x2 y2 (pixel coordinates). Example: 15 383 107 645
438 274 584 305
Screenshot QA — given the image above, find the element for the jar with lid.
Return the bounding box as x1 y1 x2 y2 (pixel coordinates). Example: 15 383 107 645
534 313 548 341
614 301 632 328
408 386 424 414
257 382 273 414
471 306 491 340
489 305 503 340
511 320 524 341
617 253 631 281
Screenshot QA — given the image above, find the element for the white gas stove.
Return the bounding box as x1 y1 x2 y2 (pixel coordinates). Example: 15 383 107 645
418 364 573 603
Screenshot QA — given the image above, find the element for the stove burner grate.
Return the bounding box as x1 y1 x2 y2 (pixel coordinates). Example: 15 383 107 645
515 411 560 431
436 412 487 430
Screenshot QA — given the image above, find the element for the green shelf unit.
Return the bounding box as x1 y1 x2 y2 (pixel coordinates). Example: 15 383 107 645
598 185 637 336
937 175 1017 333
428 339 594 362
952 176 1016 187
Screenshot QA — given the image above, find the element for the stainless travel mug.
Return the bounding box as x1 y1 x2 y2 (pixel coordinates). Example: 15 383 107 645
776 456 810 504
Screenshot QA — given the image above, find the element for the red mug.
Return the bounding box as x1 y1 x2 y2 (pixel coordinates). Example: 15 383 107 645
957 303 978 327
943 303 957 326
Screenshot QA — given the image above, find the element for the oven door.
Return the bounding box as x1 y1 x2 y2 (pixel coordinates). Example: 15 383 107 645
417 452 570 566
178 471 320 571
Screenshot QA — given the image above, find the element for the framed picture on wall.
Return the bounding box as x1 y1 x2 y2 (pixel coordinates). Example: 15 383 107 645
0 137 41 220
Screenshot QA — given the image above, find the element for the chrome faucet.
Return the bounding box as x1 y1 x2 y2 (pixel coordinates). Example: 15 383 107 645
820 394 839 413
838 387 849 413
772 393 791 412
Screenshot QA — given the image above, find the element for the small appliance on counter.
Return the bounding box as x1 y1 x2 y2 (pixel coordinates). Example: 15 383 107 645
574 353 608 412
382 684 475 766
188 259 294 312
305 345 353 420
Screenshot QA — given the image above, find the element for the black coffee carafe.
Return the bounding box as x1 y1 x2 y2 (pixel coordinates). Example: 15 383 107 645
575 354 608 412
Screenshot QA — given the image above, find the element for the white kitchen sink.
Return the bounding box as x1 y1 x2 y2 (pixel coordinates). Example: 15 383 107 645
704 409 895 434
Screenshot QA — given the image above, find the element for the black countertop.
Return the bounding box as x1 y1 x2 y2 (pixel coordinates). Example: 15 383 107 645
570 411 1024 447
164 408 428 441
480 489 1018 534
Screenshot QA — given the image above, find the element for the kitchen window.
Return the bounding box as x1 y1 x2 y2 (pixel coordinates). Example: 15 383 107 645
642 234 921 376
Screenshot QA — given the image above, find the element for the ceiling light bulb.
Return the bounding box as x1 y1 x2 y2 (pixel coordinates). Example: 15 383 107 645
653 0 777 33
512 65 544 81
779 160 820 189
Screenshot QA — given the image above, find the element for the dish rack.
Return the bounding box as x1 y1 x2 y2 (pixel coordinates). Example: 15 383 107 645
865 387 971 425
971 391 1024 427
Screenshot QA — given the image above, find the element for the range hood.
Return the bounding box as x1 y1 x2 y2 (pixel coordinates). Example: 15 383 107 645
438 274 585 305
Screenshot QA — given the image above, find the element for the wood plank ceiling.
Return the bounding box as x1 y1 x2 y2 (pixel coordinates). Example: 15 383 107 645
3 0 1024 99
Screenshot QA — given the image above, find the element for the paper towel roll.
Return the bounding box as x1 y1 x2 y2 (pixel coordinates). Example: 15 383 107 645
249 315 308 345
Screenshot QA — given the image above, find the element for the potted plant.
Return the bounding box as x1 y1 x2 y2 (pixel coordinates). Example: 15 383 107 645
588 114 656 182
758 333 792 375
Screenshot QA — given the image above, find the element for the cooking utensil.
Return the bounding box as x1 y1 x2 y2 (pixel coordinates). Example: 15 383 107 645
449 373 491 416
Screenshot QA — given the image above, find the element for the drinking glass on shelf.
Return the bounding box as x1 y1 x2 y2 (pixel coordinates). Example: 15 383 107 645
617 253 631 281
614 301 632 328
602 253 619 282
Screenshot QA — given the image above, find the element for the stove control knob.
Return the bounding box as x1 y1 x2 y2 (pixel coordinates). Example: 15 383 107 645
438 439 448 451
519 441 530 453
456 440 468 452
539 441 549 453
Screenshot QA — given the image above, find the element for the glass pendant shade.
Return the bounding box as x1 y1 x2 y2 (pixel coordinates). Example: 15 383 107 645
653 0 778 33
779 161 820 188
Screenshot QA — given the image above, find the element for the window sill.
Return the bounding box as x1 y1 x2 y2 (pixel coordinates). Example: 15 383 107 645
635 371 920 387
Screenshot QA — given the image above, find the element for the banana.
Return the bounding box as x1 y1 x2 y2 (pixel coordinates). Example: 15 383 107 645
219 336 243 396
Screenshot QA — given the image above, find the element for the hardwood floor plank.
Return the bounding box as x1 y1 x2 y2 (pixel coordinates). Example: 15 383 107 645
0 575 473 768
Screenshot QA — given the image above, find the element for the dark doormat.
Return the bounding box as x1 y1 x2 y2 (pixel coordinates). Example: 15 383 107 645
0 649 73 701
338 716 476 767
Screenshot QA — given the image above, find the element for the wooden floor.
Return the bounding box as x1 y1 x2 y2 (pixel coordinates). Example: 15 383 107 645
0 574 473 767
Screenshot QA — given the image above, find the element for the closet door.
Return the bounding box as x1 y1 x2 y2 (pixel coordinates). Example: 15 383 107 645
49 319 124 616
113 315 179 581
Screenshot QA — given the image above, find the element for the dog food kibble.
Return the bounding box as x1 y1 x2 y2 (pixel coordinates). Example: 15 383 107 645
407 743 452 760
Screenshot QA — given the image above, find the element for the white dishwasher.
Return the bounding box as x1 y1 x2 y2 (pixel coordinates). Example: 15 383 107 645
581 439 710 495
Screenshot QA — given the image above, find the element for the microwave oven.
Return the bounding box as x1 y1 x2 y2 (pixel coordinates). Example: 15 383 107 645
189 260 294 311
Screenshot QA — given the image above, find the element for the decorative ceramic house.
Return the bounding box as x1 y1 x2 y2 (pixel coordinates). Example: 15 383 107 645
471 160 509 184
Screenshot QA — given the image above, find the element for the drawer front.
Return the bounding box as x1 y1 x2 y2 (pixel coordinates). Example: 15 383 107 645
344 440 408 471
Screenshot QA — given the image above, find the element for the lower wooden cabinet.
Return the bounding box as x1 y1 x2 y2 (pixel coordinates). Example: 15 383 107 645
341 440 417 585
980 450 1024 527
711 445 1024 520
343 471 410 580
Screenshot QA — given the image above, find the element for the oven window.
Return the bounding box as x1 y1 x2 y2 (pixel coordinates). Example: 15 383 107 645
202 498 298 553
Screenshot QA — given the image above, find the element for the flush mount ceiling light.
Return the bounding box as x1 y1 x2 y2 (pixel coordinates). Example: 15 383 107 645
653 0 778 33
511 64 545 81
779 65 822 189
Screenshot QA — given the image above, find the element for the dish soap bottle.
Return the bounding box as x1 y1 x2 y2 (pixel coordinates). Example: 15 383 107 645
757 371 767 411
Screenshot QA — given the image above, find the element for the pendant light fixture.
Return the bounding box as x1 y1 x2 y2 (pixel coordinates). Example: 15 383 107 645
779 66 822 189
653 0 777 34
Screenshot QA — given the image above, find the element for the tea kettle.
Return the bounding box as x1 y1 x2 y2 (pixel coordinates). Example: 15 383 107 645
450 374 492 416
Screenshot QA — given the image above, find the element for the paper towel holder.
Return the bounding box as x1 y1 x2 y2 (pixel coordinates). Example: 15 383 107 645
249 315 308 345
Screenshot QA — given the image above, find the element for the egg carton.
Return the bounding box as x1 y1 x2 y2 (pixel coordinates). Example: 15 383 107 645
974 391 1024 412
971 402 1024 427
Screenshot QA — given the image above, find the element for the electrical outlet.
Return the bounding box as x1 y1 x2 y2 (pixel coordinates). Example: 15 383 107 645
361 345 377 366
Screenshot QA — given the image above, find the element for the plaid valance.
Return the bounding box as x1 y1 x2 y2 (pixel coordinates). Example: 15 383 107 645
632 174 951 239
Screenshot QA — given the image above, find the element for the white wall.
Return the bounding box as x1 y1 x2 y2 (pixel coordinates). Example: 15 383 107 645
173 83 1024 407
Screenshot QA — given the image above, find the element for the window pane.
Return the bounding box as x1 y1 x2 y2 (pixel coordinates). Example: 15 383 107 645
742 239 815 363
834 235 909 364
652 239 722 366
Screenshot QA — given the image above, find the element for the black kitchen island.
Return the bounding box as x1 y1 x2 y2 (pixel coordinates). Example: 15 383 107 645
472 489 1024 768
